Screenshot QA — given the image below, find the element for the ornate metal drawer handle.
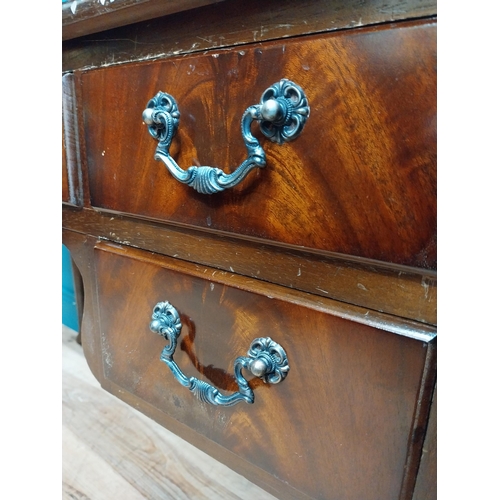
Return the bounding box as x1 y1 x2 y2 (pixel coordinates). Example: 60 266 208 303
149 301 289 406
142 79 310 194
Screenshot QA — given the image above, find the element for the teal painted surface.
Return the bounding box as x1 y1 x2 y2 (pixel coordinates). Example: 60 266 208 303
62 245 79 331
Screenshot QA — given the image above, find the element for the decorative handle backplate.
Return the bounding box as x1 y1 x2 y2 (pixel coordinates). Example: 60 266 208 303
142 79 310 194
149 301 289 406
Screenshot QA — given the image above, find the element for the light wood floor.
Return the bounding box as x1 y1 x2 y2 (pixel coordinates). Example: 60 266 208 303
62 325 278 500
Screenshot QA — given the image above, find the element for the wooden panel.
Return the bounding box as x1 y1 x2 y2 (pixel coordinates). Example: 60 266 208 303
79 20 436 269
63 205 437 325
62 129 70 203
63 0 227 41
412 386 437 500
94 243 435 500
62 83 70 203
62 0 437 72
62 73 84 206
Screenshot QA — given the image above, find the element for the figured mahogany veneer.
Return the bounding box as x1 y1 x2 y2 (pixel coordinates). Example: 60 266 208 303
63 5 437 498
91 241 435 500
77 19 436 269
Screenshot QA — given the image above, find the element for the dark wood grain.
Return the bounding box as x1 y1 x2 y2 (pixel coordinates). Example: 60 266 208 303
62 130 70 203
412 386 437 500
63 0 227 41
62 230 104 383
62 0 437 72
400 343 436 499
63 2 437 497
62 205 437 325
92 241 435 500
95 241 436 341
77 20 436 269
62 74 84 206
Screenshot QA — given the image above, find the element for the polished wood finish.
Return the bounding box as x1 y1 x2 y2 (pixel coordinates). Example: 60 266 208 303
63 0 436 72
63 205 437 325
89 241 435 500
63 3 437 497
62 132 69 203
62 73 83 206
63 324 277 499
63 0 227 41
77 20 436 269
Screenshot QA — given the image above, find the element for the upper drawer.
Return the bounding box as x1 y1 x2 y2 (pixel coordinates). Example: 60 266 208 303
79 19 436 269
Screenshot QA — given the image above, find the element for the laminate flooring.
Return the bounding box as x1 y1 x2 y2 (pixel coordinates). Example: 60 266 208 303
62 325 278 500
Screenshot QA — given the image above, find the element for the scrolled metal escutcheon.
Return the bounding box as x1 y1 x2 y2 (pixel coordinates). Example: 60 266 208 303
142 79 310 194
149 301 290 406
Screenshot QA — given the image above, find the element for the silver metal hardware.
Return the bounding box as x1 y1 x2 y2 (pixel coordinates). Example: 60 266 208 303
142 79 310 194
149 301 289 406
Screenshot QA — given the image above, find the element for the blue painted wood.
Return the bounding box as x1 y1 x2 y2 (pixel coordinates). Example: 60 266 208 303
62 245 79 331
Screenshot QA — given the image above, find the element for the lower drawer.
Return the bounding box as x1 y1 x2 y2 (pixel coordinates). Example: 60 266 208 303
93 242 436 500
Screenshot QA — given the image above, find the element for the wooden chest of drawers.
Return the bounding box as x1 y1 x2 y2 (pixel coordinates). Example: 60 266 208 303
63 2 437 498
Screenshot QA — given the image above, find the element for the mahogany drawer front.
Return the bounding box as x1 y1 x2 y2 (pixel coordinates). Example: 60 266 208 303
94 243 435 500
79 19 436 270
